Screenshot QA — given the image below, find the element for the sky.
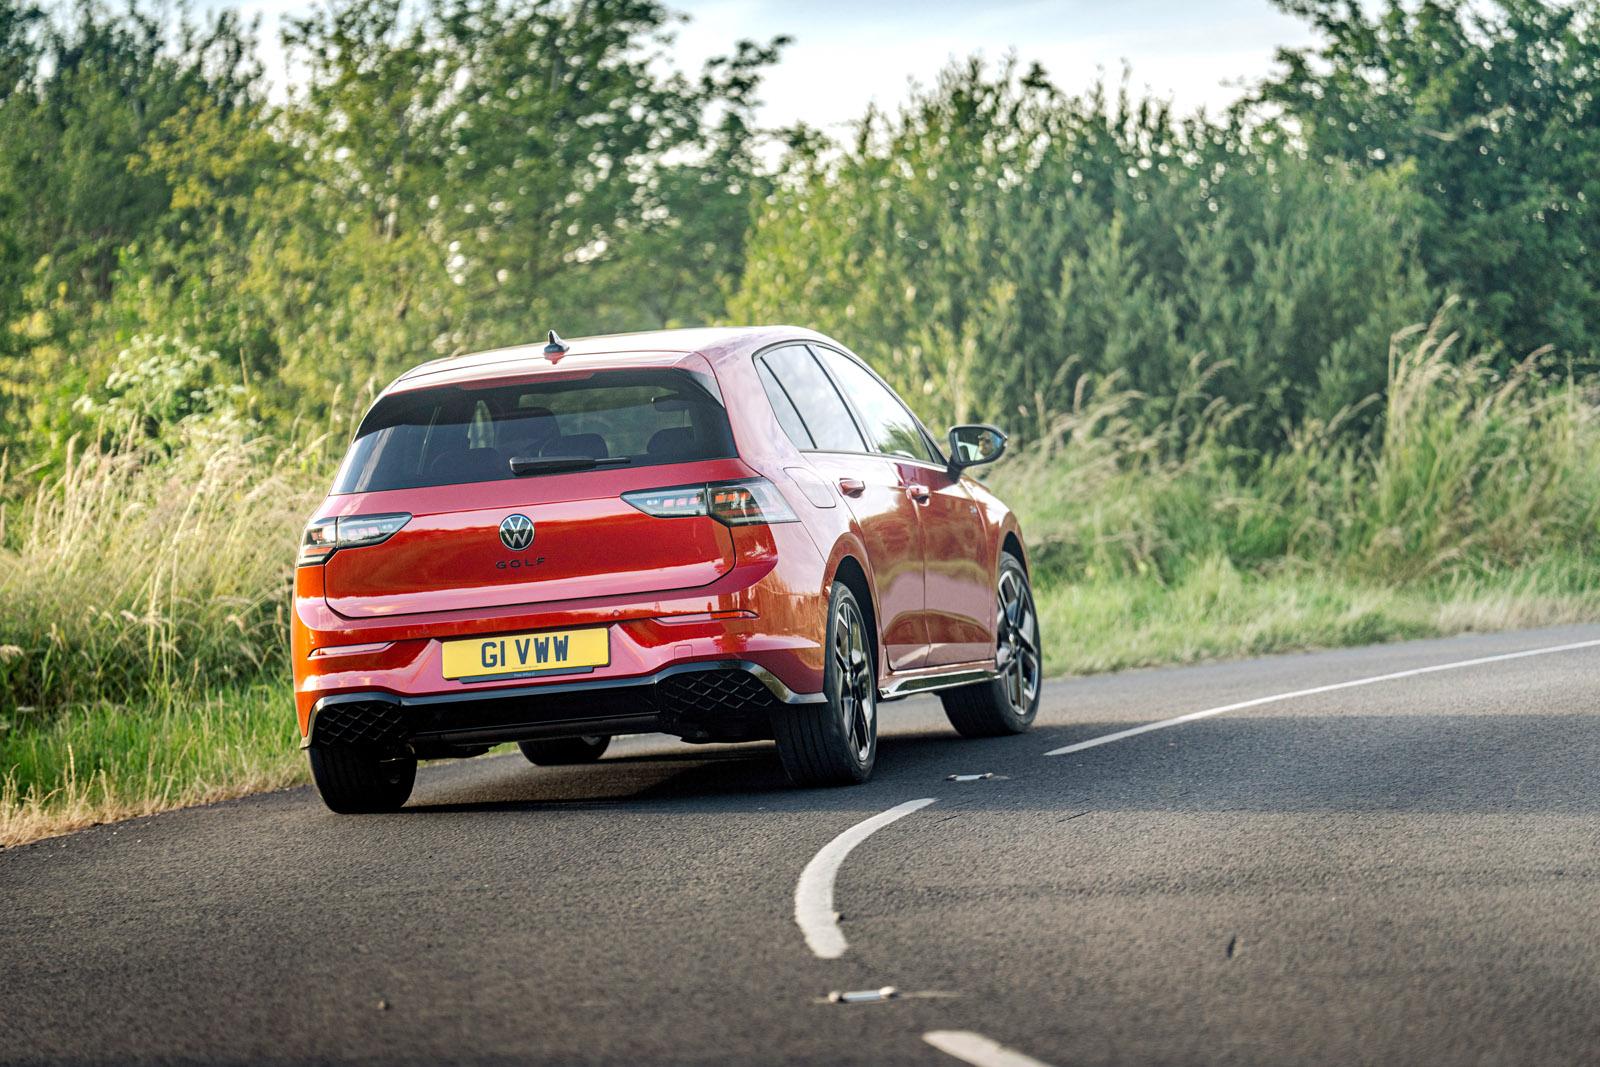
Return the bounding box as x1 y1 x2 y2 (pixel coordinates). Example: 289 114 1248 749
233 0 1320 124
668 0 1318 130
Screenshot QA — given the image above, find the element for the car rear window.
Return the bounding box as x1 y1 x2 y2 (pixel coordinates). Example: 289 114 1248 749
332 369 736 494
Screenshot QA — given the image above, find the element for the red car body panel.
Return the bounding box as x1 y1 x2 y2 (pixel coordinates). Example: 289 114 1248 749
292 326 1026 743
320 461 748 618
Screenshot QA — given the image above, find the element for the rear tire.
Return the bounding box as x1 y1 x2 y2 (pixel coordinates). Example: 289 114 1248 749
308 746 416 813
941 551 1041 738
774 582 877 786
517 735 611 765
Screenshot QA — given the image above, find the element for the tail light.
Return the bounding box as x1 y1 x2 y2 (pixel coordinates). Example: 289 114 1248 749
623 478 797 527
297 513 411 566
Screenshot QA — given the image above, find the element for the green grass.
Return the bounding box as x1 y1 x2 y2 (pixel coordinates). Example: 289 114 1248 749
0 681 306 846
1033 555 1600 677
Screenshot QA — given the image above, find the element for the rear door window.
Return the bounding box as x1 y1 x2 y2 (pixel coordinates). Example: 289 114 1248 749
333 369 735 493
757 345 866 453
755 358 815 449
812 348 939 464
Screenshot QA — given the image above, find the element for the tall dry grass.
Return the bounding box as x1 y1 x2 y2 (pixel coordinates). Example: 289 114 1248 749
0 423 324 845
0 423 324 715
990 306 1600 586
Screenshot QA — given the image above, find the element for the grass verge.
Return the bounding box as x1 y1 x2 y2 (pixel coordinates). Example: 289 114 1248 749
1033 555 1600 676
0 681 306 847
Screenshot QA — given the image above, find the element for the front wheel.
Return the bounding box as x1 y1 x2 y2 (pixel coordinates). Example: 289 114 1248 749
308 746 416 813
773 582 877 786
518 735 611 765
941 551 1041 737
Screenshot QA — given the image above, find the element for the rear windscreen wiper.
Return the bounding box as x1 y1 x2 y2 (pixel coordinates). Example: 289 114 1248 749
508 454 632 477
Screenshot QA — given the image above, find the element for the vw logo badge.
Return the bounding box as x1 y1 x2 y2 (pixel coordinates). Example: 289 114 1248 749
499 513 534 551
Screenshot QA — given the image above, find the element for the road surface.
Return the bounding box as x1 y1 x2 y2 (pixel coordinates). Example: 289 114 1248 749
5 624 1600 1066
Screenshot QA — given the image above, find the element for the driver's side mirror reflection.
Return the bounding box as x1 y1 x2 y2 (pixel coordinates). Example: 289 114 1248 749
947 424 1007 471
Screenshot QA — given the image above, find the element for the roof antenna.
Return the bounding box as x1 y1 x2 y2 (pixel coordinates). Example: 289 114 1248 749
543 330 570 361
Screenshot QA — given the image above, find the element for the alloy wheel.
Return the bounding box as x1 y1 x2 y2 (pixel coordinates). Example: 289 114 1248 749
832 597 876 762
995 567 1041 714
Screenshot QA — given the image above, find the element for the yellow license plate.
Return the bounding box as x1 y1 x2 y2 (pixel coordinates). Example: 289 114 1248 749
441 627 609 681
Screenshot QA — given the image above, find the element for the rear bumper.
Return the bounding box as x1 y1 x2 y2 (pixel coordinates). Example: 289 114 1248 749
291 522 831 738
304 660 823 750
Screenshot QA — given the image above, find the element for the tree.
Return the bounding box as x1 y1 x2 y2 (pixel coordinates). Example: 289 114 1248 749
732 60 1433 448
247 0 783 411
1260 0 1600 369
3 0 785 449
0 0 263 445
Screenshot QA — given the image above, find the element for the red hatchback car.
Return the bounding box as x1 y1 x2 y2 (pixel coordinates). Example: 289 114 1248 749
293 327 1041 812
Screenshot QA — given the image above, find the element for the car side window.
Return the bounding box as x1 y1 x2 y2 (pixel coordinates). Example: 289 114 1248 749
812 347 939 464
755 357 815 449
758 345 866 453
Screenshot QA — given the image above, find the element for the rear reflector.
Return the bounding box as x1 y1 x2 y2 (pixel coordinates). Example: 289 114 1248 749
622 478 797 527
656 610 758 624
309 641 394 658
298 513 411 566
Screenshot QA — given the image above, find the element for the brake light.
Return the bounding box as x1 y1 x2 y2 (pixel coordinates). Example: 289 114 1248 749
622 486 709 519
297 513 411 566
622 478 797 527
298 517 337 566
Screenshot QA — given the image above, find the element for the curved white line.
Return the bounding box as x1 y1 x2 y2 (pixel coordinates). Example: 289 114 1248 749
924 1030 1058 1067
794 797 936 959
1045 636 1600 757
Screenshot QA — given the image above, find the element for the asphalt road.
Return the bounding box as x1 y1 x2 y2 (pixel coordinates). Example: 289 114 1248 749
6 624 1600 1067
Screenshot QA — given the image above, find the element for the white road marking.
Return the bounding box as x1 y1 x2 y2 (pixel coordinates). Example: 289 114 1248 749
924 1030 1058 1067
794 797 936 959
1046 636 1600 757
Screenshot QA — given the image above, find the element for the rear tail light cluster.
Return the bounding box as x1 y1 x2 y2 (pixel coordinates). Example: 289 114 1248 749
623 478 797 527
297 513 411 566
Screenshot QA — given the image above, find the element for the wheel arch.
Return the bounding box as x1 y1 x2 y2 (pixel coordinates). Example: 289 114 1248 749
829 552 879 675
1001 529 1028 573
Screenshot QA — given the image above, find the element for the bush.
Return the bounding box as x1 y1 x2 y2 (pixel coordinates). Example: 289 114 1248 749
989 304 1600 585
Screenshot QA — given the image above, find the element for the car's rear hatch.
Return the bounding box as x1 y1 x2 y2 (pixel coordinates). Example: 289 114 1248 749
321 363 745 619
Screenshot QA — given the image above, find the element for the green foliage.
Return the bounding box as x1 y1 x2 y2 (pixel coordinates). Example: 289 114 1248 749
1 0 785 450
70 333 244 440
731 61 1434 448
991 305 1600 586
1260 0 1600 369
0 0 262 434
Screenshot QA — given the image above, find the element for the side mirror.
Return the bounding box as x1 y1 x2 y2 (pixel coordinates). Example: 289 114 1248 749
947 424 1007 472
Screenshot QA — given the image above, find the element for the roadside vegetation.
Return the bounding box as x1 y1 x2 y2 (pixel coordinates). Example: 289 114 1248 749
3 0 1598 844
1003 314 1600 673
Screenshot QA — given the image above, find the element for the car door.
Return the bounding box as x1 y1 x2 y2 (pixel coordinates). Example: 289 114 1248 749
810 346 993 667
906 461 993 665
754 344 929 672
